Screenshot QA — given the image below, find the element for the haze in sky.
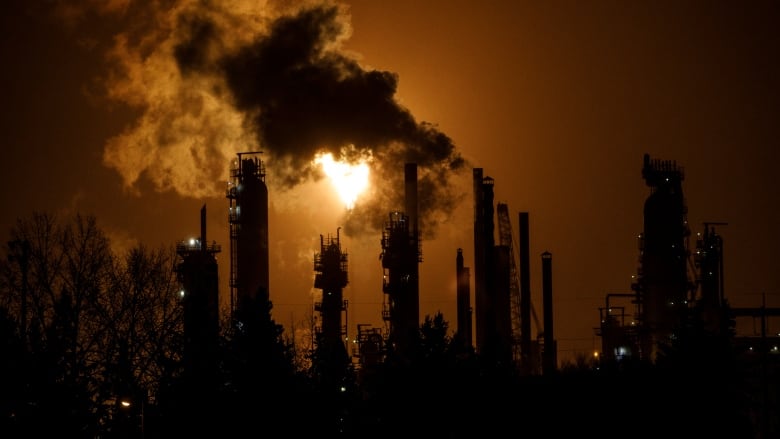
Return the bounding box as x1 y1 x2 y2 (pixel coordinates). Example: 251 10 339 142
1 0 778 364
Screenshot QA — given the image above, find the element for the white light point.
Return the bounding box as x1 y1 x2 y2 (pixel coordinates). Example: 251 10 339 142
314 151 371 210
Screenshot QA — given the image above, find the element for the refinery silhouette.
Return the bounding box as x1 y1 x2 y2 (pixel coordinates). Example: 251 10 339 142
161 152 780 436
2 152 776 438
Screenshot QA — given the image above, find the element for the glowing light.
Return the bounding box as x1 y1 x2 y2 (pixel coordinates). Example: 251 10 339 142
314 151 371 209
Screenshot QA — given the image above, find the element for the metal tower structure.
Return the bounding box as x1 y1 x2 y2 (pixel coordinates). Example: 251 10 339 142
313 229 349 349
694 222 727 308
176 205 222 386
379 163 421 364
380 210 421 363
634 153 692 361
496 203 522 363
497 204 541 373
226 151 269 317
472 168 495 357
312 228 351 389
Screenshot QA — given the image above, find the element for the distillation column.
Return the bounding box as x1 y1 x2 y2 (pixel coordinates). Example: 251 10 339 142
313 229 350 386
176 204 222 387
637 153 690 361
314 230 349 348
226 152 270 318
380 163 421 364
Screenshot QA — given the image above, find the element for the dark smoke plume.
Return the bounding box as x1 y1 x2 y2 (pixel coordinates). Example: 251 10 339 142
173 2 467 237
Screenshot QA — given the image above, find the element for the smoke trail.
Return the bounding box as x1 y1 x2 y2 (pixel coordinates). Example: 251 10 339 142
83 0 468 236
210 2 467 237
80 0 275 198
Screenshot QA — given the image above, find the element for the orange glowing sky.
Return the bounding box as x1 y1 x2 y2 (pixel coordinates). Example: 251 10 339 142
1 0 779 364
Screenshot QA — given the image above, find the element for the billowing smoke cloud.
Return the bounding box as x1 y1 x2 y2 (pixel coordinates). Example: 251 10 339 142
87 0 467 237
94 0 272 199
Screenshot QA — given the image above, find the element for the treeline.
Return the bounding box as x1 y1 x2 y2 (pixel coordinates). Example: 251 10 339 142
0 212 763 438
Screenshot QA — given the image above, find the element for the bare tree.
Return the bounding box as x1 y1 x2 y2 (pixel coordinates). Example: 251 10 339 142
0 212 112 435
92 243 183 431
0 212 184 436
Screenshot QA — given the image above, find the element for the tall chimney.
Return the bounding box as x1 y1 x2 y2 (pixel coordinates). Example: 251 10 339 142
541 251 556 374
405 163 418 239
200 204 207 251
456 248 472 349
519 212 531 371
472 169 486 354
405 163 420 335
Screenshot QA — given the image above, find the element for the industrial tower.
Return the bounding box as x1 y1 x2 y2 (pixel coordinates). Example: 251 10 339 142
472 168 493 358
496 205 542 373
455 248 472 350
314 229 349 348
597 154 694 363
313 229 351 387
176 205 221 386
380 163 421 364
473 169 514 368
496 203 522 363
226 151 270 318
635 153 692 361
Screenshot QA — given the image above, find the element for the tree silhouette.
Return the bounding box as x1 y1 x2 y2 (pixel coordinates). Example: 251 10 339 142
100 244 183 437
0 212 765 438
0 213 184 437
210 294 305 435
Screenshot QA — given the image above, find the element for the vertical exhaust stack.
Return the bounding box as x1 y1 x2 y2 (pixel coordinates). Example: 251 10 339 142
456 248 472 349
200 204 207 248
473 169 486 354
404 163 420 329
472 168 495 356
519 212 532 372
541 251 557 374
405 163 418 246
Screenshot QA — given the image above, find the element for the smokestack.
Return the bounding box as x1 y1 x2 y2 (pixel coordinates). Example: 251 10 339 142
405 163 420 329
541 251 556 374
519 212 531 371
493 244 514 367
473 169 485 353
456 248 472 349
200 204 207 250
405 163 418 240
473 169 494 355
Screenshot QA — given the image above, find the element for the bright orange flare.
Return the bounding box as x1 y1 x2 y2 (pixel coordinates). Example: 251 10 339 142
314 151 370 209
